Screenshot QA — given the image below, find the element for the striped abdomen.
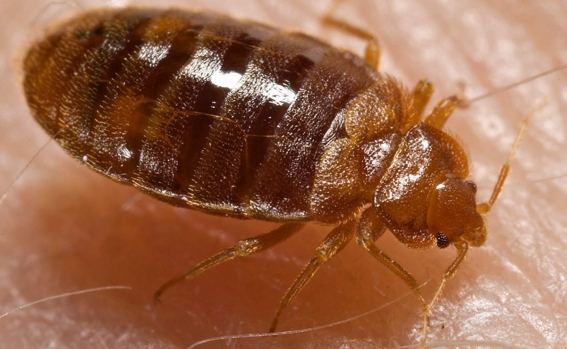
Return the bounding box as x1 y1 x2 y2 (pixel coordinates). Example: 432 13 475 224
23 8 379 221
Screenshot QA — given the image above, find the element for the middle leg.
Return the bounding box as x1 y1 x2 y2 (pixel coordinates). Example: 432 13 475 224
269 219 356 332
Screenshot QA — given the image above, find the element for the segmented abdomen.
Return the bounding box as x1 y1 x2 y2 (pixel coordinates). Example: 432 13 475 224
23 8 378 221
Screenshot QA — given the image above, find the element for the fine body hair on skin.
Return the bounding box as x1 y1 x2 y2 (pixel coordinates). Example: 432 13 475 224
1 0 566 348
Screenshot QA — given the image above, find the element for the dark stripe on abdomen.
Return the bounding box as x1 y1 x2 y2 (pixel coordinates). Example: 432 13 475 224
249 46 378 219
133 15 275 203
188 31 321 210
25 8 379 220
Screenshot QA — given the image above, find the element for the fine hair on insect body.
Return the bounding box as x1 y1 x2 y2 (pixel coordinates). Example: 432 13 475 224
8 1 567 346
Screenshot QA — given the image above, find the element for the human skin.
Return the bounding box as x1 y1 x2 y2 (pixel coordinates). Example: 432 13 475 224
0 0 566 348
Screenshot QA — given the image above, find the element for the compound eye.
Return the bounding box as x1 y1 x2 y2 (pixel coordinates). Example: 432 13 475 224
436 232 450 249
465 180 477 193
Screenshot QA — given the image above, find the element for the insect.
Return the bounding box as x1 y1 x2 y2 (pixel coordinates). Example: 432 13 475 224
19 4 552 347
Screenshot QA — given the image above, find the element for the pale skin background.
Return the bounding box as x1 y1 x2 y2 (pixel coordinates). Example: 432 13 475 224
0 0 566 348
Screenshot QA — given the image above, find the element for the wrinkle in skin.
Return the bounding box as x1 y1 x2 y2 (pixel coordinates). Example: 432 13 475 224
0 0 566 348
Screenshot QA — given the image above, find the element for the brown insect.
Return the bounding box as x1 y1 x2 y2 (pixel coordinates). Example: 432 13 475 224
21 6 530 345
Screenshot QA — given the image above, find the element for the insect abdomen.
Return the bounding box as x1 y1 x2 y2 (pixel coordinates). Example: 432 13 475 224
23 8 379 221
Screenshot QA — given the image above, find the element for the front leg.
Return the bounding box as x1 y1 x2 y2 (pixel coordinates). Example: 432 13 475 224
355 208 429 341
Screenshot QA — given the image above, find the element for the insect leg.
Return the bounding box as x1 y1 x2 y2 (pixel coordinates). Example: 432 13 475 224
403 80 435 130
427 242 469 312
423 95 460 129
153 222 305 302
269 220 356 332
322 0 381 69
410 80 434 119
355 208 428 323
420 242 469 347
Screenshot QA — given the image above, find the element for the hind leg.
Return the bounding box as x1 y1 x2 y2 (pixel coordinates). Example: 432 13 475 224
154 223 305 301
322 0 381 69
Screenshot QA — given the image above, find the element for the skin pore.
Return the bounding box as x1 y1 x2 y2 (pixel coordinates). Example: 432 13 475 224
1 0 566 348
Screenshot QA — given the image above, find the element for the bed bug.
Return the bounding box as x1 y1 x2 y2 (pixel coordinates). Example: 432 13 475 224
21 5 530 345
